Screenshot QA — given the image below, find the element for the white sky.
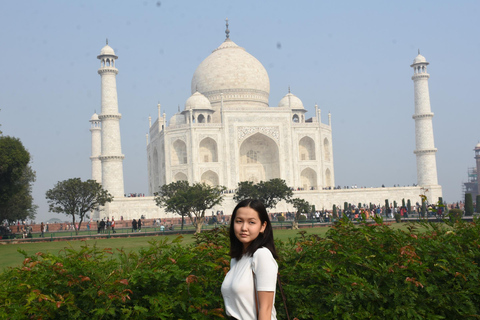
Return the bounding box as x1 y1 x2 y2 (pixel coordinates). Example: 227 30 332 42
1 0 479 222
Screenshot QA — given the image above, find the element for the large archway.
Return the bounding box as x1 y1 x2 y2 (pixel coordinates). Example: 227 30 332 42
171 139 187 165
199 137 218 162
300 168 317 190
201 170 219 186
239 133 280 182
299 136 316 161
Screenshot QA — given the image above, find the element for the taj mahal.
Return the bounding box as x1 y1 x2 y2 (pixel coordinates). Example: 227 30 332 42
89 22 442 220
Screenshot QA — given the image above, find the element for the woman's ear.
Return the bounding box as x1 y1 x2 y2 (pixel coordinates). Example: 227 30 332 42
260 221 267 233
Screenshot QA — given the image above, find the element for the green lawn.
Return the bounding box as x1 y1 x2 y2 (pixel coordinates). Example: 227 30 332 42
0 222 419 272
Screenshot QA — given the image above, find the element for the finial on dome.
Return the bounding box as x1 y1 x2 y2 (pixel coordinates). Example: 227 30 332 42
225 18 230 40
106 38 108 45
178 105 180 112
418 49 420 55
288 86 291 94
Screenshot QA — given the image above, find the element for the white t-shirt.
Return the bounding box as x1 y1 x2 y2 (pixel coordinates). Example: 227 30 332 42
221 247 278 320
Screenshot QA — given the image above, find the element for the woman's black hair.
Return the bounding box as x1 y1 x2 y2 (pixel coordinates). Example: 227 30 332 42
229 199 278 260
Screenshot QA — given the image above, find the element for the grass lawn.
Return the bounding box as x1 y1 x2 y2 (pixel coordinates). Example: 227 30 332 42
0 222 421 272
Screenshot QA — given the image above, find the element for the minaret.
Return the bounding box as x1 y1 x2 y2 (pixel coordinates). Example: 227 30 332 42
97 40 125 198
411 51 438 186
89 112 102 183
474 143 480 195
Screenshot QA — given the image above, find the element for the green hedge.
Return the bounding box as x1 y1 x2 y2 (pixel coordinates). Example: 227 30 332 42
1 218 480 319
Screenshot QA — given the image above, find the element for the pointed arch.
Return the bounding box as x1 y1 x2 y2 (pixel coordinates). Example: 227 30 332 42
299 136 316 161
239 133 280 182
201 170 219 186
172 139 187 165
323 138 331 161
199 137 218 162
300 168 317 190
325 168 332 188
174 172 188 182
153 149 159 190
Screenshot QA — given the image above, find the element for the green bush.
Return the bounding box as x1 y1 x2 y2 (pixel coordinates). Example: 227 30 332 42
465 193 474 216
448 208 463 223
298 215 307 221
277 215 286 222
1 220 480 319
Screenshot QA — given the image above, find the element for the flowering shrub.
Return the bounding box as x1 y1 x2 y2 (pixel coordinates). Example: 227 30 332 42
0 218 479 319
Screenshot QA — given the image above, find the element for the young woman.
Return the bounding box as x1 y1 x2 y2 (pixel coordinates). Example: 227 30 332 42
221 199 278 320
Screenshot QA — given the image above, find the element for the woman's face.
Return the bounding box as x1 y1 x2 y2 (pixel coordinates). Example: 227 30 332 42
234 206 267 250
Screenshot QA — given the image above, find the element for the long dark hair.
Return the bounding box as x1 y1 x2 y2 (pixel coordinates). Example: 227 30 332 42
229 199 278 260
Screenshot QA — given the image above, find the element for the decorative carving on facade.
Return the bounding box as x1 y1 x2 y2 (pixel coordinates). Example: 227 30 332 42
237 126 279 143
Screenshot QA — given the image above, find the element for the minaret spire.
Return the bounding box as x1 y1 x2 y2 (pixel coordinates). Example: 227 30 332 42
225 18 230 40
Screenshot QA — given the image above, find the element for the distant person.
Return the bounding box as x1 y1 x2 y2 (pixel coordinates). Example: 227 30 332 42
40 222 44 238
132 219 137 232
111 218 116 233
138 219 142 231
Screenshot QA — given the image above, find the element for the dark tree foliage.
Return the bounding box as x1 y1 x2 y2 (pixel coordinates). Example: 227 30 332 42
288 198 311 229
154 182 226 233
407 199 412 215
46 178 113 235
0 136 30 209
0 165 37 223
476 195 480 213
233 178 292 210
465 193 473 216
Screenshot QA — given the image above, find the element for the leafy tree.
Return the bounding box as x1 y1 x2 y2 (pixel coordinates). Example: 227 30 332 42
476 195 480 213
407 199 412 215
465 193 473 216
46 178 113 235
288 198 311 229
0 165 37 223
332 204 337 219
0 136 30 210
155 182 226 233
233 178 292 211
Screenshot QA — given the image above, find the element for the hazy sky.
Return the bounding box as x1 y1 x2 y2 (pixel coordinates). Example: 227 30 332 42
1 0 479 222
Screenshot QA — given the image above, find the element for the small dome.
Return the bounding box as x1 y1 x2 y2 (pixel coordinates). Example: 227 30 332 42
413 54 427 64
278 93 304 109
169 113 185 126
475 142 480 150
185 91 212 110
90 113 99 121
100 44 115 56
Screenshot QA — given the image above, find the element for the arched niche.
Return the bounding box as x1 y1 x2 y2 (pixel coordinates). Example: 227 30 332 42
239 133 280 182
174 172 188 182
197 114 205 123
300 167 317 190
199 137 218 162
171 139 187 165
299 136 316 161
292 114 299 123
323 138 331 161
325 168 332 188
153 149 159 191
201 170 219 186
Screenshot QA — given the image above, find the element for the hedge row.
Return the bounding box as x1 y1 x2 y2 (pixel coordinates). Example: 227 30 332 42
0 217 479 319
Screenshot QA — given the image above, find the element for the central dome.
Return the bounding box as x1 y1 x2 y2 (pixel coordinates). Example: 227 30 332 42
191 39 270 107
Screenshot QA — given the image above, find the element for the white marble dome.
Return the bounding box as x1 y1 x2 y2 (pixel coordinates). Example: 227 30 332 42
90 112 99 121
278 93 304 109
169 113 185 126
185 91 212 110
100 44 115 56
191 39 270 106
413 54 427 64
475 142 480 150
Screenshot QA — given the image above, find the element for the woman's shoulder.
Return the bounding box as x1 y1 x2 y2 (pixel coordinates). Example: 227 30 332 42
253 247 274 259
